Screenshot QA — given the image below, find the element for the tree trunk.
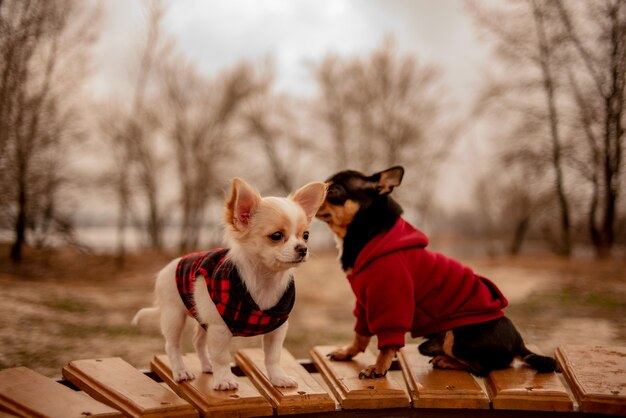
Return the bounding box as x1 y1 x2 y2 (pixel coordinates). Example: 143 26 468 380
509 216 530 256
532 0 572 256
10 173 27 263
596 3 625 259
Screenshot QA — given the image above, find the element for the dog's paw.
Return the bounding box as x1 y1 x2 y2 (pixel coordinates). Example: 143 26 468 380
430 354 466 371
213 372 239 391
269 373 298 388
327 347 354 361
358 364 387 379
201 361 213 374
173 368 196 382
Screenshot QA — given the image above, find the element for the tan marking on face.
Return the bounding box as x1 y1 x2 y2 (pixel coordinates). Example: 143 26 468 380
315 199 360 239
252 198 300 244
298 219 309 241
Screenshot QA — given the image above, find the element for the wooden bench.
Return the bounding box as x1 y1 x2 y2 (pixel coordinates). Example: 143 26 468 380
0 344 624 417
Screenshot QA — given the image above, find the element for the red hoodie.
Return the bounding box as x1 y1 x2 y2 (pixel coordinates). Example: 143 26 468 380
348 217 508 349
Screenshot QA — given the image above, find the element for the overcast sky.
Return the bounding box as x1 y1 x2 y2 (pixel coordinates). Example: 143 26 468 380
89 0 494 211
93 0 490 104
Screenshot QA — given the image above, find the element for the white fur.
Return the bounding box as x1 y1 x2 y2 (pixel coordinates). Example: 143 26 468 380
133 179 326 390
228 244 295 311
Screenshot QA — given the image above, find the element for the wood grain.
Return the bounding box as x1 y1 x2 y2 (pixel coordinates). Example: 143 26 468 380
235 348 336 415
151 353 272 418
0 366 122 418
398 345 490 409
556 345 626 416
62 357 197 418
310 345 410 410
486 345 573 412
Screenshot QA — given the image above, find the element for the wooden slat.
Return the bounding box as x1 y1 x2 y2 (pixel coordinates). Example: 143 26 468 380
151 353 273 418
62 357 198 418
234 348 336 415
398 345 490 409
310 345 410 410
0 367 122 418
485 345 573 412
556 345 626 416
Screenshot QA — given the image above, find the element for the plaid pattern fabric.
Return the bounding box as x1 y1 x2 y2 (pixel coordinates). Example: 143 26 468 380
175 249 295 337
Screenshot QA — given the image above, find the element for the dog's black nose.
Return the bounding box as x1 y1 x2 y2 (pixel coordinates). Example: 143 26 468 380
295 245 308 257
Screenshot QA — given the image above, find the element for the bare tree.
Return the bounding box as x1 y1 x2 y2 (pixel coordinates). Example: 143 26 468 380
100 0 168 258
242 84 318 196
0 0 99 262
159 55 269 252
556 0 626 258
531 0 572 255
312 38 450 220
97 101 136 265
470 0 626 258
126 0 166 251
468 0 575 255
312 54 354 170
314 39 442 169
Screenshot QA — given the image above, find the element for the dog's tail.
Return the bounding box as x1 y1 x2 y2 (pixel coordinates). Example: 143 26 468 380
131 307 161 327
517 343 559 373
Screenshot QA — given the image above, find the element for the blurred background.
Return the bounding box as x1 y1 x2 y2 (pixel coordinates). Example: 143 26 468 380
0 0 624 378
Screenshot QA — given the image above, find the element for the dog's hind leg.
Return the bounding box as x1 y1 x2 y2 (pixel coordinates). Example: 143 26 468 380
431 355 477 372
161 305 195 382
450 317 523 376
192 323 213 373
420 331 488 375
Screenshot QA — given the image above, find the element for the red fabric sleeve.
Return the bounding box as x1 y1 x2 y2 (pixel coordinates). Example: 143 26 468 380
353 303 374 337
358 253 414 349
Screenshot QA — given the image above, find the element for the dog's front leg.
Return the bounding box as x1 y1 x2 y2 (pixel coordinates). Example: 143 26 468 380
328 333 371 361
263 322 297 388
359 346 397 379
206 324 238 390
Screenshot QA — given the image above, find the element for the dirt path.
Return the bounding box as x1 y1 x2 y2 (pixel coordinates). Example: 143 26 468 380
0 247 624 378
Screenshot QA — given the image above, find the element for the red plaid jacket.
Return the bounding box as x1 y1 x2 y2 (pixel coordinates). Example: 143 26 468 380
175 249 295 336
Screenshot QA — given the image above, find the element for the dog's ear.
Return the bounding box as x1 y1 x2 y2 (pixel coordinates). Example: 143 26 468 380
372 166 404 195
226 177 262 231
291 181 327 222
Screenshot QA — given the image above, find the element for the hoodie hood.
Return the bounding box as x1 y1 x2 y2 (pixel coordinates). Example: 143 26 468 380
353 217 428 275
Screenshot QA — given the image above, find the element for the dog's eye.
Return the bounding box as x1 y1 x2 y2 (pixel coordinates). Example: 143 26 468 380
269 231 284 241
303 231 309 241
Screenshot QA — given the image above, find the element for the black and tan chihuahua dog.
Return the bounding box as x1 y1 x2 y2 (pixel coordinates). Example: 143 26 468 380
315 166 558 378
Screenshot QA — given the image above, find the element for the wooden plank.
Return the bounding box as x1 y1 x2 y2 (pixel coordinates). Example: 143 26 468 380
556 345 626 416
485 345 573 412
310 345 410 410
235 348 336 415
62 357 198 418
151 353 273 418
0 367 122 418
398 344 490 409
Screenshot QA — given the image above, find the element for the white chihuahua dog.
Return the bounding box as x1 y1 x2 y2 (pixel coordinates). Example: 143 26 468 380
133 178 326 390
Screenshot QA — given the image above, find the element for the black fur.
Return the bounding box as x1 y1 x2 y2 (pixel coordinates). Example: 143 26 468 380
418 318 558 375
324 167 558 375
325 170 403 270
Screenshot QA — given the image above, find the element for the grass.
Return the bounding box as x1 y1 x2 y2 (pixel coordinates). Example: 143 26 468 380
43 297 90 313
1 244 625 377
585 291 623 309
514 287 625 315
